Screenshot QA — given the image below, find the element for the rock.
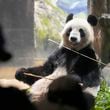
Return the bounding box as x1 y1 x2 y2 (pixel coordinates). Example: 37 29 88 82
102 63 110 86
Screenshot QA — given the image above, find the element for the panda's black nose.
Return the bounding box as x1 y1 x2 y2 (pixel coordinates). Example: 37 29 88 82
70 37 77 42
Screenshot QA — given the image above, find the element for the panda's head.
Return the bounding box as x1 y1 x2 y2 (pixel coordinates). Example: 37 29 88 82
60 14 98 50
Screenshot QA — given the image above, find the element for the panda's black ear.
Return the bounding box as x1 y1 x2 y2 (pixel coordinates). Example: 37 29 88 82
66 13 74 23
87 15 98 26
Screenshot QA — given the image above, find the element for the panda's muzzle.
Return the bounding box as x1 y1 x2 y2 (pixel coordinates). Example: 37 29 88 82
69 30 81 43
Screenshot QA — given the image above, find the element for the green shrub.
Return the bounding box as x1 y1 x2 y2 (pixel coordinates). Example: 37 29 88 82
93 80 110 110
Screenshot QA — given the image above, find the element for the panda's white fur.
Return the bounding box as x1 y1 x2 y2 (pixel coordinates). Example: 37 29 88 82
83 86 100 97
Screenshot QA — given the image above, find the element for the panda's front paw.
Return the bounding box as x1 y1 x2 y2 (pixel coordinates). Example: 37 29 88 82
15 68 27 81
15 68 39 85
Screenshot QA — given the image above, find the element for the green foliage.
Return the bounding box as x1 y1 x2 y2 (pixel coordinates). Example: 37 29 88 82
36 14 61 41
37 28 48 40
34 0 66 52
93 80 110 110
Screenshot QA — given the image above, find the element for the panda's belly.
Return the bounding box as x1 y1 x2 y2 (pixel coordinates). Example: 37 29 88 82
30 67 67 95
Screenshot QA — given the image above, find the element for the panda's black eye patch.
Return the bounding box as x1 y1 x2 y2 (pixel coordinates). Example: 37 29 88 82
79 28 85 37
66 27 72 36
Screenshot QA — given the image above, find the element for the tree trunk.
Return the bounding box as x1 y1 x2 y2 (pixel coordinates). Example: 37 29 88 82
88 0 110 65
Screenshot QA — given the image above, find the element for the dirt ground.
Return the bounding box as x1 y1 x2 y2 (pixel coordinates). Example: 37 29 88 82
0 67 18 79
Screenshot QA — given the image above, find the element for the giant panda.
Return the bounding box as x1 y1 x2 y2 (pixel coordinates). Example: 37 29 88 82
14 13 101 110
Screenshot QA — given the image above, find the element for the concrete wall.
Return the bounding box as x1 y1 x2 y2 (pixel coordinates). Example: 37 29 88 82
0 0 35 66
